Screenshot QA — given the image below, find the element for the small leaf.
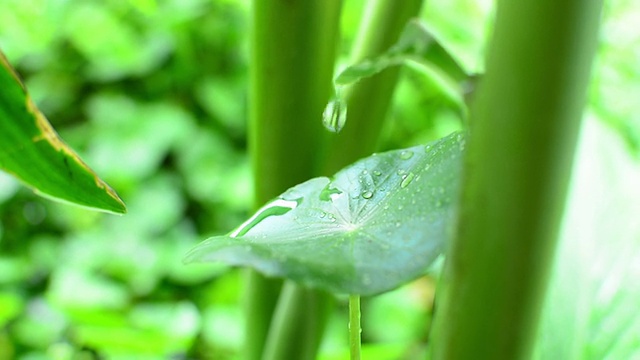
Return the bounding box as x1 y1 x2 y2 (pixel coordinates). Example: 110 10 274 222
185 132 466 295
334 19 468 87
325 19 472 134
0 50 126 213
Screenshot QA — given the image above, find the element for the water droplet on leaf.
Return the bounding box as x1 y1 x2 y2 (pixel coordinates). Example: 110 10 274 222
362 191 374 199
319 185 342 201
400 172 415 188
400 150 414 160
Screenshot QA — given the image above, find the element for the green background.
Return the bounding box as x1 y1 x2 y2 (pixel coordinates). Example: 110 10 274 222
0 0 638 358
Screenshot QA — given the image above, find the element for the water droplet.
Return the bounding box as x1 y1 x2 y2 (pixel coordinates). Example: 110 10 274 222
319 185 342 201
400 172 415 188
425 164 431 171
319 212 326 218
397 169 406 176
395 221 401 227
362 191 374 199
400 150 414 160
362 170 368 175
322 98 347 133
230 199 297 237
425 144 432 152
373 170 382 176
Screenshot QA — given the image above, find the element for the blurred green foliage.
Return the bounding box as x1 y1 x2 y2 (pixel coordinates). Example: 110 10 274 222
0 0 638 358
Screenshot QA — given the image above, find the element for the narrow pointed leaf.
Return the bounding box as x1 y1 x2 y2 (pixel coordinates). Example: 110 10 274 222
0 51 126 213
334 19 468 87
186 132 465 295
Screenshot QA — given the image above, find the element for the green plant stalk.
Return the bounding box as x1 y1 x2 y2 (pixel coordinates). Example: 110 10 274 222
262 283 334 360
247 1 341 359
322 0 424 173
349 295 361 360
431 1 603 359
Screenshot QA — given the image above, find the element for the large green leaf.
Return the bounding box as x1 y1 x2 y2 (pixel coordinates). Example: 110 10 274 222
185 132 465 295
0 51 125 214
534 119 640 360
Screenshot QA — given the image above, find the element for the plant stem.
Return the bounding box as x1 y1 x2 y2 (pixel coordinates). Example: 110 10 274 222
349 295 361 360
262 283 333 360
322 0 424 173
431 0 603 359
247 1 341 359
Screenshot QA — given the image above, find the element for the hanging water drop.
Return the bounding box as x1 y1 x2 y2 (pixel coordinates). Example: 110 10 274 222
322 97 347 133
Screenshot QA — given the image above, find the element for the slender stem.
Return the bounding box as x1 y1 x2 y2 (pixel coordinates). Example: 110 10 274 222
431 0 604 359
349 295 361 360
247 1 342 359
321 0 424 173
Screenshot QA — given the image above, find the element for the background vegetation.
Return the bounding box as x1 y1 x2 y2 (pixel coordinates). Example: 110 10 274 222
0 0 638 359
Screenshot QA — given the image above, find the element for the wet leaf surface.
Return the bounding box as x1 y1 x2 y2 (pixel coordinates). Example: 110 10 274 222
186 132 465 295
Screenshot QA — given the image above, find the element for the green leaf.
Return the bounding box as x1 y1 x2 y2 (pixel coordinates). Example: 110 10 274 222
534 120 640 360
334 19 468 87
0 51 126 214
185 132 465 295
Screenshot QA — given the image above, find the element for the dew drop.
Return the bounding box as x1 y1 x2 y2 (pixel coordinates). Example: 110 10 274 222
319 211 326 218
373 170 382 176
399 150 414 160
322 97 347 133
400 172 415 188
362 191 374 199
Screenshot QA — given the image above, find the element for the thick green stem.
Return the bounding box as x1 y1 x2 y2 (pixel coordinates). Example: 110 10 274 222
322 0 424 173
349 295 361 360
247 1 341 359
262 283 333 360
431 1 603 359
